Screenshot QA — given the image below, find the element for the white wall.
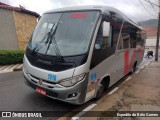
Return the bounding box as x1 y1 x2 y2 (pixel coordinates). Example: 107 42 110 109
146 38 160 47
0 8 19 50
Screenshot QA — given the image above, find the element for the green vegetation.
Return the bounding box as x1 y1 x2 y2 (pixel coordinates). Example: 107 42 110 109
0 50 25 65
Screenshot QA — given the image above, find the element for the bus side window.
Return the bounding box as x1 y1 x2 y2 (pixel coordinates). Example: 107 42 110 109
110 12 123 50
121 21 130 49
117 36 123 50
122 34 130 49
136 30 143 48
130 24 137 48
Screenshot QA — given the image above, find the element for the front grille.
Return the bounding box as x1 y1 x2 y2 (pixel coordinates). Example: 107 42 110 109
30 75 56 88
31 79 37 83
26 53 74 72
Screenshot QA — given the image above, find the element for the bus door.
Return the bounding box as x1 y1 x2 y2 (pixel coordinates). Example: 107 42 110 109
115 35 125 81
115 21 131 80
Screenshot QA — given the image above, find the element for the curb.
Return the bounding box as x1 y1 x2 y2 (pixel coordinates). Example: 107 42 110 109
13 64 23 71
13 67 22 71
0 64 23 74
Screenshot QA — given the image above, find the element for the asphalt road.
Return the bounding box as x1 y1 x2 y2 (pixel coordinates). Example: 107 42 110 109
0 71 77 115
0 55 151 119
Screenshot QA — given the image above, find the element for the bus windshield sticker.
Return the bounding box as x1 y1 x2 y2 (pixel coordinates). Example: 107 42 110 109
48 74 56 81
69 13 87 18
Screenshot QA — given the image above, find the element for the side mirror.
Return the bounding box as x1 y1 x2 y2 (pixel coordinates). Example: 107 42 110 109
103 22 110 37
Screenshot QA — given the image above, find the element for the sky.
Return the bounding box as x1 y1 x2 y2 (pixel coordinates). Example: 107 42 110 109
0 0 159 22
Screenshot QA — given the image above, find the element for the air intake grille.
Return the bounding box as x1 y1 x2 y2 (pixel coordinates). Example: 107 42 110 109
26 53 74 72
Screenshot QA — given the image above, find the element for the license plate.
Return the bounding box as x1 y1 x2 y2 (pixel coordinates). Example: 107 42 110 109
36 87 46 96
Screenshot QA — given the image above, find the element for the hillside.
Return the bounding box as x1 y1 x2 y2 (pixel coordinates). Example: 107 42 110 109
139 19 158 29
138 19 158 37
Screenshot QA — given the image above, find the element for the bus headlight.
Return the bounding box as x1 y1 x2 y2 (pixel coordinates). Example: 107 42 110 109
59 74 85 87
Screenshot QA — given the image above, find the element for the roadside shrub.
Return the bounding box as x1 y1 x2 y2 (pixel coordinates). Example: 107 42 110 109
0 50 25 65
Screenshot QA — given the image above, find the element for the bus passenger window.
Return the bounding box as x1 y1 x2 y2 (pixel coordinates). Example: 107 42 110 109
110 13 123 49
122 34 130 49
117 36 123 50
129 25 138 48
136 31 143 47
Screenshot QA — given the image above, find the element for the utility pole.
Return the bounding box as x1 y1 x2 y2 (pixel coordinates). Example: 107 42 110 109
155 0 160 61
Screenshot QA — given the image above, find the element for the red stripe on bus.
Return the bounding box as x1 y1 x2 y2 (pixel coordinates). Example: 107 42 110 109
129 49 136 70
124 49 136 75
138 49 143 58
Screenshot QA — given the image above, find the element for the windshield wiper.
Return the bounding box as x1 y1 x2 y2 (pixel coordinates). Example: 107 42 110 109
52 36 63 61
45 24 63 61
31 23 55 54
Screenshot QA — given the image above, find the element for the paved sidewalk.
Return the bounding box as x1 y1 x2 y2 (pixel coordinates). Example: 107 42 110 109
79 60 160 120
0 64 23 74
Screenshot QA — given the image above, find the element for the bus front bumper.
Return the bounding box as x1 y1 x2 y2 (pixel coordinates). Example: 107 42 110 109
23 70 88 105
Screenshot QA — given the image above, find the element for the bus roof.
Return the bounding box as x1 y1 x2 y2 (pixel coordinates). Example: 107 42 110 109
45 5 144 30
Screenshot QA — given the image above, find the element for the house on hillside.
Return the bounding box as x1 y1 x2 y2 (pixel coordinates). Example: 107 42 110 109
143 27 157 38
143 26 157 47
0 2 40 50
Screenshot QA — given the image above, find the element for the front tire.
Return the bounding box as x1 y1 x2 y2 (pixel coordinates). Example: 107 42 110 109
95 83 104 100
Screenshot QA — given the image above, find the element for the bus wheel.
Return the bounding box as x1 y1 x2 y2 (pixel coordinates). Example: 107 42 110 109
95 82 104 100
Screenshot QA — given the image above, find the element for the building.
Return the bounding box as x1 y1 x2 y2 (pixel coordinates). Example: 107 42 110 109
0 2 40 50
143 26 157 38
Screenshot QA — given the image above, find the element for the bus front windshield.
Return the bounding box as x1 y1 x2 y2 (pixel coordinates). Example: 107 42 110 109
29 11 100 56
